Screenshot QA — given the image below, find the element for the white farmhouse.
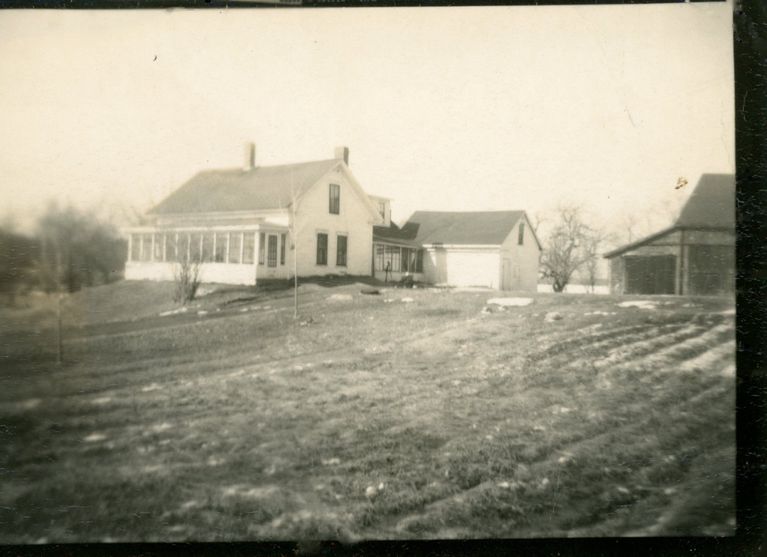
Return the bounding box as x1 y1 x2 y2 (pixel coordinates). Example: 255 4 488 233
125 144 541 291
125 145 383 285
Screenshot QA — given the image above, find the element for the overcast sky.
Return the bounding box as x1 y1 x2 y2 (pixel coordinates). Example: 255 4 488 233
0 3 734 238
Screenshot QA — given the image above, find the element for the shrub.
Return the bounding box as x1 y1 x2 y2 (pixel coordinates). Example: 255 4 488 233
173 258 201 304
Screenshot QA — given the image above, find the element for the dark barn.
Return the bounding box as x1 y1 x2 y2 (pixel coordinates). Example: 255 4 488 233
605 174 735 296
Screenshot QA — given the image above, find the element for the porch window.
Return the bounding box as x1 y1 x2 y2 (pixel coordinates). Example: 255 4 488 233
242 233 255 264
177 234 190 262
415 249 424 273
228 232 242 264
375 244 385 271
153 233 163 261
267 235 278 267
383 245 400 272
190 233 202 262
258 233 265 264
130 234 141 262
329 184 340 215
280 234 286 265
202 233 214 262
214 232 227 262
336 235 348 267
140 234 152 262
316 233 328 265
518 222 525 246
166 233 178 262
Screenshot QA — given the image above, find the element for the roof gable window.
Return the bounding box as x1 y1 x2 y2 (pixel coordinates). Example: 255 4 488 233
329 184 340 215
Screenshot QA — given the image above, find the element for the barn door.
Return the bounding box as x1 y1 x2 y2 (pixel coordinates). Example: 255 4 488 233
625 255 676 295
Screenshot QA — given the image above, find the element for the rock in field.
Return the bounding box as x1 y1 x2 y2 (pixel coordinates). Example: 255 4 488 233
544 311 563 322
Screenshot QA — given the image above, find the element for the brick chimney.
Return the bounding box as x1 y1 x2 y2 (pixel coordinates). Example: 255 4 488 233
334 146 349 165
244 142 256 171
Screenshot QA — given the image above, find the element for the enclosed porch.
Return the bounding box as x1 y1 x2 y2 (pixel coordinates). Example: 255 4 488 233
124 225 290 285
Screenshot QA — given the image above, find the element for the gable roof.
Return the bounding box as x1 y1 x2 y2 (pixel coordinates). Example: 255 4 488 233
149 159 341 215
395 210 535 246
674 173 735 228
604 173 735 258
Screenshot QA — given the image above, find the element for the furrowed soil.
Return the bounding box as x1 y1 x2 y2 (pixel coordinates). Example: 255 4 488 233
0 281 735 542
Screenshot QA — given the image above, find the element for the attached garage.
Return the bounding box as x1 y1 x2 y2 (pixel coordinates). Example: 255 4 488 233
374 210 541 291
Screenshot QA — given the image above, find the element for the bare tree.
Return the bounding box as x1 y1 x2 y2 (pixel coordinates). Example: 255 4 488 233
582 229 612 293
539 205 602 293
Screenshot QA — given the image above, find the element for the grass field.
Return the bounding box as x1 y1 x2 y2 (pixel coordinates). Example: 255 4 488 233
0 280 735 542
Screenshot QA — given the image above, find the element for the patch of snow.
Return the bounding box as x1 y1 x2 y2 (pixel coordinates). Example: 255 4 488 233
197 310 208 316
617 300 658 310
84 433 107 442
159 307 188 317
487 297 533 307
584 311 617 316
19 398 41 410
151 422 173 433
663 487 677 496
401 297 414 303
328 294 353 301
142 383 161 393
616 486 631 494
321 457 341 466
91 397 112 405
719 308 735 316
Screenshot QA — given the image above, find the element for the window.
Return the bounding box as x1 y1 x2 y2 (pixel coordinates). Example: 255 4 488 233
518 222 525 246
415 249 424 273
190 233 202 262
258 233 265 264
375 244 385 271
214 232 227 262
329 184 340 214
228 232 242 264
280 233 286 265
243 233 255 264
268 235 278 267
166 233 178 262
130 234 141 261
177 234 190 262
202 234 214 262
336 235 348 267
384 245 400 272
401 247 411 272
316 233 328 265
378 201 387 220
140 234 152 262
153 233 163 261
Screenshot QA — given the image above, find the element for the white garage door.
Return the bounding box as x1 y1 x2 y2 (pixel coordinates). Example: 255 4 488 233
445 250 500 288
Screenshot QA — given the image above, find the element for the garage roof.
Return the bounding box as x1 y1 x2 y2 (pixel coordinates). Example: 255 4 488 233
386 210 541 248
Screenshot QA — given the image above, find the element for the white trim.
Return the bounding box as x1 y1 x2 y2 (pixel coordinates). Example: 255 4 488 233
423 244 501 250
123 224 287 234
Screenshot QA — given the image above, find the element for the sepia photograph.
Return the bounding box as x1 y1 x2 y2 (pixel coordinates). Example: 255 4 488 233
0 1 737 543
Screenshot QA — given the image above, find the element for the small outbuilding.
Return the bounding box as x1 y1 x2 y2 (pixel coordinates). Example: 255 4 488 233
604 174 735 296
